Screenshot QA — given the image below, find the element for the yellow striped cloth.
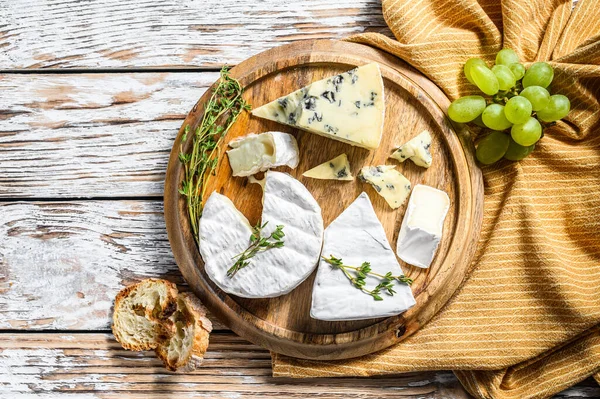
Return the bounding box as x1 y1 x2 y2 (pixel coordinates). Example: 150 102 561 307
272 0 600 397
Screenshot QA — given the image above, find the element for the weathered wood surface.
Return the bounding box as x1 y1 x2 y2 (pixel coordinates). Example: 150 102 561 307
0 332 472 398
0 201 595 398
0 199 225 330
2 332 598 398
0 72 216 199
0 0 390 70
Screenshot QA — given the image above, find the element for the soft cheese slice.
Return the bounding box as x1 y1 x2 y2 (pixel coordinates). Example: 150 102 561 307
396 185 450 268
302 154 353 181
358 165 411 209
390 130 432 168
227 131 299 177
251 63 385 150
200 171 323 298
311 192 416 321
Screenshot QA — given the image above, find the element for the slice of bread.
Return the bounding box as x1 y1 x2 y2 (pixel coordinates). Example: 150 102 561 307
112 279 213 371
155 292 213 371
112 279 178 351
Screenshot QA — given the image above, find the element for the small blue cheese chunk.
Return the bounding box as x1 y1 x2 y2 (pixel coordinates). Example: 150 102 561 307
390 130 432 168
302 154 353 181
251 63 385 150
358 165 411 209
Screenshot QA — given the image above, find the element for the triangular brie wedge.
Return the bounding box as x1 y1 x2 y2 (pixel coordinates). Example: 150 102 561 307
252 63 385 150
302 154 353 181
311 192 416 321
200 171 324 298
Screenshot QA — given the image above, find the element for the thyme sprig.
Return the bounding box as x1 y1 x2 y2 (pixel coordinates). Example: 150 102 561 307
178 67 250 242
227 222 285 278
322 255 413 301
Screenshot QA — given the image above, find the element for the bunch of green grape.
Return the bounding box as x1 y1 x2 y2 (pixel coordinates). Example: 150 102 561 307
448 49 571 164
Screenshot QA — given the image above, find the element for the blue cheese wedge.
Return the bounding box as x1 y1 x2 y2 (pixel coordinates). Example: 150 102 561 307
358 165 411 209
227 131 299 177
302 154 353 181
200 171 323 298
251 63 385 150
390 130 432 168
396 184 450 268
311 192 416 321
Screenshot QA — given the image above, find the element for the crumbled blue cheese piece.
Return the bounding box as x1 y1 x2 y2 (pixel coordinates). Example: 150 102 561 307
251 63 385 150
390 130 432 168
358 165 411 209
302 153 353 181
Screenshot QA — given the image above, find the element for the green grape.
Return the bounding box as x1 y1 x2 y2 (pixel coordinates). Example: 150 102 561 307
464 58 486 84
522 62 554 88
496 49 519 66
511 117 542 146
536 94 571 122
448 95 487 123
504 96 533 124
509 63 526 80
471 64 499 95
504 138 535 161
482 104 513 130
476 131 510 164
492 65 517 91
519 86 550 111
472 114 486 128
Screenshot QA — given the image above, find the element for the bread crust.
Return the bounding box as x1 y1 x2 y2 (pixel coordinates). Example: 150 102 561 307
112 279 178 351
155 292 213 371
112 279 213 371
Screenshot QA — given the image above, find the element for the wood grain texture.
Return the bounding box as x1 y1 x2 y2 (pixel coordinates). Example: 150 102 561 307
165 40 484 360
0 72 219 199
0 200 224 331
0 0 390 69
0 332 471 399
1 332 596 398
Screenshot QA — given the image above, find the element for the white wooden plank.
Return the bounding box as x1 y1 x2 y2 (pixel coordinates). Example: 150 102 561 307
0 0 390 69
0 332 470 398
0 72 215 198
0 200 227 330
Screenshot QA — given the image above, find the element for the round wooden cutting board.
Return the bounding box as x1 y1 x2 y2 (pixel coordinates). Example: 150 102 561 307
165 40 483 360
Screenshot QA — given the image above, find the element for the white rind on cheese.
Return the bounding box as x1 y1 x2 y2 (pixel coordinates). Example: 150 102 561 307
302 153 353 181
311 192 416 321
358 165 411 209
226 131 299 177
251 63 385 150
390 130 432 168
200 171 323 298
396 184 450 269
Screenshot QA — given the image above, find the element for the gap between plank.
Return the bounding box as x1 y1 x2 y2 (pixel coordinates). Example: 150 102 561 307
0 67 226 74
0 196 163 203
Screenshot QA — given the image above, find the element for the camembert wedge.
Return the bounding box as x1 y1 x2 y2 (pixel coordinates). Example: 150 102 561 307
396 184 450 268
390 130 432 168
358 165 411 209
302 154 353 181
311 193 416 321
227 131 299 177
199 171 323 298
252 63 385 150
